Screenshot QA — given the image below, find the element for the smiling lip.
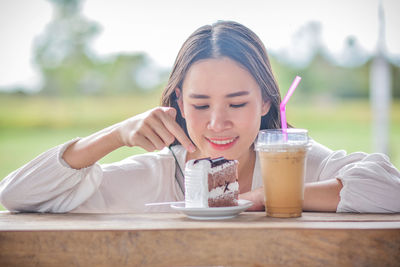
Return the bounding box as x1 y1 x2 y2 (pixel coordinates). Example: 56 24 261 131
206 137 238 151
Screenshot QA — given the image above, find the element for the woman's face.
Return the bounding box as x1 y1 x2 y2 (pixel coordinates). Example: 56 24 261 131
176 57 270 161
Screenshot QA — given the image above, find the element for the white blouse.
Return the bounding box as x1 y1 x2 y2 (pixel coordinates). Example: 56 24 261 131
0 138 399 213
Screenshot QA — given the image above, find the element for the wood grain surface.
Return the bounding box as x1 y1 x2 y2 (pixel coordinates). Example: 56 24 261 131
0 212 399 266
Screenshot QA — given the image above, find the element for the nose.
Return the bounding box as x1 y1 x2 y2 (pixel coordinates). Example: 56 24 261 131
207 107 233 132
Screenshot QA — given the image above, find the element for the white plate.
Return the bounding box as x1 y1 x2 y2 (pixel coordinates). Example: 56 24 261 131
171 199 253 220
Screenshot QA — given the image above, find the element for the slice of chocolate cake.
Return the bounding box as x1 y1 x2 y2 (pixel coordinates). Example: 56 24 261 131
184 157 239 208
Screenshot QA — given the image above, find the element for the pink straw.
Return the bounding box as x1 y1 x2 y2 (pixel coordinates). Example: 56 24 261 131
280 76 302 133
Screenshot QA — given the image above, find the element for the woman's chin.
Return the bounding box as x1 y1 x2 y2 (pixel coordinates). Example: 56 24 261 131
188 143 243 160
201 150 237 160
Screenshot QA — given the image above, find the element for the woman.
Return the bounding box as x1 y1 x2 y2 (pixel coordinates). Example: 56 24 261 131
0 21 399 213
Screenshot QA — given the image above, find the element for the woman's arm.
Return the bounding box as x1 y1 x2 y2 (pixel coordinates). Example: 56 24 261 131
241 140 400 213
0 107 194 212
0 138 104 212
63 107 195 169
62 123 122 169
303 178 343 212
310 145 400 213
240 179 343 212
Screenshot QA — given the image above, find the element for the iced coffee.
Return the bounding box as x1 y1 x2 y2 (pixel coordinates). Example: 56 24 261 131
255 129 311 218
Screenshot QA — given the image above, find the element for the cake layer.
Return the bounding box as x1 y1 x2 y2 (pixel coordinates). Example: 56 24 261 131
208 192 239 207
207 161 237 191
184 157 239 208
208 182 239 198
208 183 239 207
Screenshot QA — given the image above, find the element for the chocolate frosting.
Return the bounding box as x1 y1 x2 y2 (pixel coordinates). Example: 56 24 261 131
193 157 230 167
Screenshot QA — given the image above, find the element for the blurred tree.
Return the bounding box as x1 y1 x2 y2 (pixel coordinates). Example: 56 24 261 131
272 53 400 100
98 54 158 95
34 0 165 96
34 0 99 95
304 53 369 98
30 0 399 98
271 53 370 99
271 19 399 100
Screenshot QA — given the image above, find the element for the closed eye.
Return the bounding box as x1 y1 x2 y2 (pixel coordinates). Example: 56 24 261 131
230 103 248 108
193 105 209 110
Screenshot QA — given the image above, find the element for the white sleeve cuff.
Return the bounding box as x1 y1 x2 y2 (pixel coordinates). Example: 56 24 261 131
336 153 400 213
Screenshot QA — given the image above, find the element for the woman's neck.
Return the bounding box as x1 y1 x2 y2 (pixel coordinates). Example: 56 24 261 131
237 148 256 193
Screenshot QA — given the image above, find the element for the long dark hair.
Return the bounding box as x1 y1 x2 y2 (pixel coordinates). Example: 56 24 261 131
161 21 282 146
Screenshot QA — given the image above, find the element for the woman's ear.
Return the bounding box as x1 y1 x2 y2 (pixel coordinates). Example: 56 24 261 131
175 88 185 118
261 100 271 116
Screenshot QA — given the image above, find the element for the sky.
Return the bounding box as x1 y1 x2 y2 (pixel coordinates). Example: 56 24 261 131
0 0 399 91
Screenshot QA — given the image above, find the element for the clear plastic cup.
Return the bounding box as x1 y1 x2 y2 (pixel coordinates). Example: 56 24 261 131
255 129 311 218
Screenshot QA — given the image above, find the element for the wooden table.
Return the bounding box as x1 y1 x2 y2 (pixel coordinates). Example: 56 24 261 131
0 211 399 266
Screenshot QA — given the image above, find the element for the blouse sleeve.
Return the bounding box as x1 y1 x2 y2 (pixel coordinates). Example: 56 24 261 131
0 139 182 213
306 140 400 213
72 147 182 213
0 138 103 212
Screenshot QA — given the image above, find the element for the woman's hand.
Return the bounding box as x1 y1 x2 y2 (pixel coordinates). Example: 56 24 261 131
117 107 196 153
239 187 265 211
63 107 195 169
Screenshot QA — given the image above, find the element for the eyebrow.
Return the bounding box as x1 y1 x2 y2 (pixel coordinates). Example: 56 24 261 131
189 91 250 99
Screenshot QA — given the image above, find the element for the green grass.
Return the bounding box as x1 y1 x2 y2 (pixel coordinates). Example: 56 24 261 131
0 95 399 211
287 99 400 164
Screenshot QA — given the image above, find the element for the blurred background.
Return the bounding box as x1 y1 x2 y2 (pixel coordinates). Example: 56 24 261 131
0 0 399 189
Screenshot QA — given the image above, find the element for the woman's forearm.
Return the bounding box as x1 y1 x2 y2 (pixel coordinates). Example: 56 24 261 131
303 178 343 212
62 123 123 169
62 107 196 170
241 179 343 212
